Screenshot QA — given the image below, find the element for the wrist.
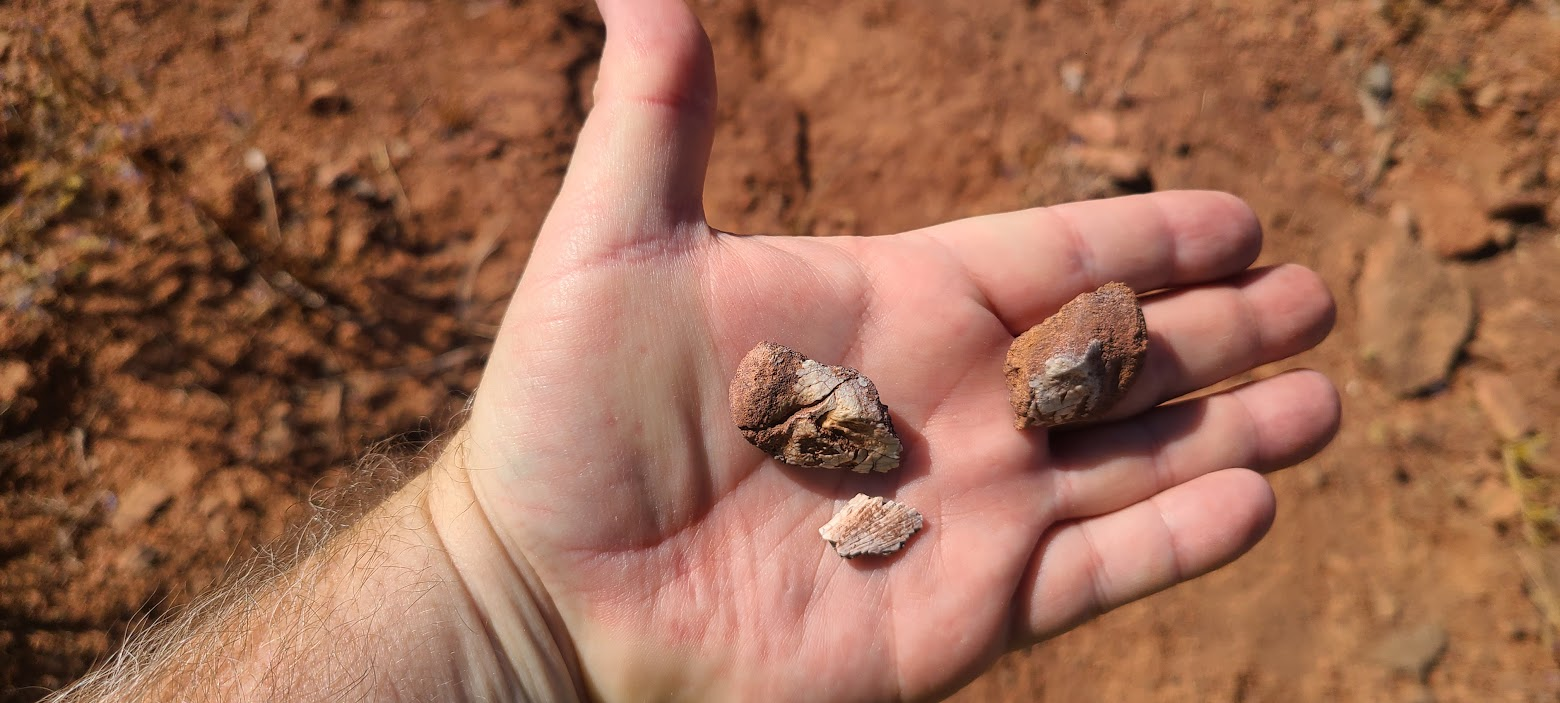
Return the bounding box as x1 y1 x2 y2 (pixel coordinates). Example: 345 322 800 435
445 424 731 703
425 430 590 702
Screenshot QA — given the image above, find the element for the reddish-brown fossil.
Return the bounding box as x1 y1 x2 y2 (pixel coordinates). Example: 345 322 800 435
729 342 901 473
1005 282 1149 429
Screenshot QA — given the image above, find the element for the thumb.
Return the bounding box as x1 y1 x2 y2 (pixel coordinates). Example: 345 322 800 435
545 0 716 254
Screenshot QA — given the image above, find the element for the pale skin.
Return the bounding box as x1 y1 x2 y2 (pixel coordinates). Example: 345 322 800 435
51 1 1342 701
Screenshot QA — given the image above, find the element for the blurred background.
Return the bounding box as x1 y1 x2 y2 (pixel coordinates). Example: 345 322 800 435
1 1 1558 700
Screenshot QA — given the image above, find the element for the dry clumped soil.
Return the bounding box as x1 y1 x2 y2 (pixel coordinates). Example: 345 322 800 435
2 1 1560 702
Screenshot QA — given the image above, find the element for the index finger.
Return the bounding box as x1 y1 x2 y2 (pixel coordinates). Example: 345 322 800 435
918 191 1264 334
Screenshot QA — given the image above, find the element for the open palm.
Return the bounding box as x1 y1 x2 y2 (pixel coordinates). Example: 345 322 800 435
456 2 1339 701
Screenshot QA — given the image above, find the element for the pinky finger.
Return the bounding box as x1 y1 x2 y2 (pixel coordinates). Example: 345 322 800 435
1014 468 1276 643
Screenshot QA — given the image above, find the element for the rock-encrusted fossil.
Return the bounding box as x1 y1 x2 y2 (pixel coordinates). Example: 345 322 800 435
818 494 923 558
729 342 902 473
1005 282 1148 428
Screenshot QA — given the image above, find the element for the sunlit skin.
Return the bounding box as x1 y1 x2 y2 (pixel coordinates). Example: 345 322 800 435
440 1 1342 700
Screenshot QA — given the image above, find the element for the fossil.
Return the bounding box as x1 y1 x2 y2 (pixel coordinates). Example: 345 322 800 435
729 342 902 473
818 494 924 558
1005 282 1148 428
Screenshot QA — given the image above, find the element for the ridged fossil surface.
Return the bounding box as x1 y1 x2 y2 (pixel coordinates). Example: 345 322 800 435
729 342 902 473
818 494 924 558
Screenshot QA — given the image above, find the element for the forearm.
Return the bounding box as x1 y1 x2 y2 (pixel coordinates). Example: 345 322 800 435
50 439 586 702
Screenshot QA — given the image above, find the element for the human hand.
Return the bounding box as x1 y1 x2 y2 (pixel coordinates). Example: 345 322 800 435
446 1 1340 700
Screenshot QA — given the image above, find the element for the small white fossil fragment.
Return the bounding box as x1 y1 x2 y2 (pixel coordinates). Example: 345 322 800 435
818 494 924 558
729 342 902 473
1028 338 1106 423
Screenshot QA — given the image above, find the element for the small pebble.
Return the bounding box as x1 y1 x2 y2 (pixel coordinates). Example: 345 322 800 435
1471 372 1535 441
1059 60 1086 95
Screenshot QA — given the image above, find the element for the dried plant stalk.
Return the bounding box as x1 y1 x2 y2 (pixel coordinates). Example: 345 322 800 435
729 342 902 473
818 494 924 558
1005 282 1148 428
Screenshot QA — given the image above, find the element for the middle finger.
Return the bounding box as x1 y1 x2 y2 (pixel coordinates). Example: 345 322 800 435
1099 263 1335 421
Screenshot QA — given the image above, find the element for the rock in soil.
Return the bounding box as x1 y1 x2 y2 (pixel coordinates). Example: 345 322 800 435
1058 59 1086 95
1404 174 1503 258
0 359 35 423
1065 145 1152 188
1470 372 1535 441
1357 232 1475 397
1362 60 1394 104
306 78 349 114
109 481 175 532
1359 60 1394 127
1473 476 1522 528
107 448 203 532
1373 622 1448 682
1068 110 1121 146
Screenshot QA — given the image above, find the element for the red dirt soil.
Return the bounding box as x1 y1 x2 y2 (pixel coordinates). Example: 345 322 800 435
2 1 1559 701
